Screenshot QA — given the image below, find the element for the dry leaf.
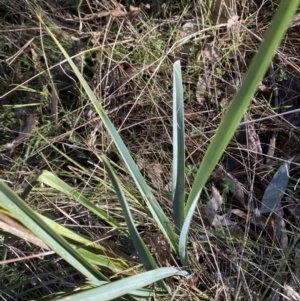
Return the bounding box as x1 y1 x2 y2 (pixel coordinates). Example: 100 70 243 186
205 186 224 226
216 210 237 227
30 43 41 72
146 163 165 188
4 114 38 151
205 205 218 226
212 185 223 205
110 8 128 17
78 3 150 20
174 23 201 65
129 3 150 15
177 22 198 39
231 208 248 219
0 212 49 250
129 5 140 13
244 112 263 158
227 14 239 29
207 0 234 24
273 206 288 250
196 76 210 105
205 189 220 225
203 43 220 63
232 178 248 209
258 82 269 92
265 132 277 164
136 156 165 188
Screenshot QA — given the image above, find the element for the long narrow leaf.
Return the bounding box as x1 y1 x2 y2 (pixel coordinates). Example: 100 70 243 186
76 248 125 271
172 61 185 233
37 170 124 234
36 14 178 254
55 267 188 301
20 172 127 270
179 1 300 267
101 156 169 291
39 213 128 268
40 214 127 270
0 181 107 283
61 284 163 299
260 158 292 214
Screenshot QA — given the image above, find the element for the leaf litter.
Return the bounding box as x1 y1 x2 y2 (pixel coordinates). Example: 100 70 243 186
260 158 292 214
205 185 237 228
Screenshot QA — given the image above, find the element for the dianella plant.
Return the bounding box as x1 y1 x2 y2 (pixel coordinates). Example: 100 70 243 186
0 1 299 300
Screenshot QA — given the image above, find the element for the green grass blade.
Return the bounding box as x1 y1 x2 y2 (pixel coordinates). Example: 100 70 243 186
76 248 125 271
179 0 300 267
66 284 162 299
37 214 128 271
37 15 178 254
37 170 124 234
172 61 185 233
21 174 39 200
0 180 107 283
55 267 188 301
20 166 123 273
101 155 169 291
38 214 106 250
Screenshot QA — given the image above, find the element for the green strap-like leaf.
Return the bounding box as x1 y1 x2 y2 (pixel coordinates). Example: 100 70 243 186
101 156 169 291
37 170 125 234
0 180 107 283
38 215 127 271
54 267 188 301
179 1 300 267
36 15 178 254
172 61 185 233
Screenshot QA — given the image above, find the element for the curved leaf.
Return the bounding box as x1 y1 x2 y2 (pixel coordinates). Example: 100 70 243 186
37 170 125 234
179 1 300 266
55 267 189 301
0 180 107 283
37 15 178 254
101 156 169 291
260 159 292 214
